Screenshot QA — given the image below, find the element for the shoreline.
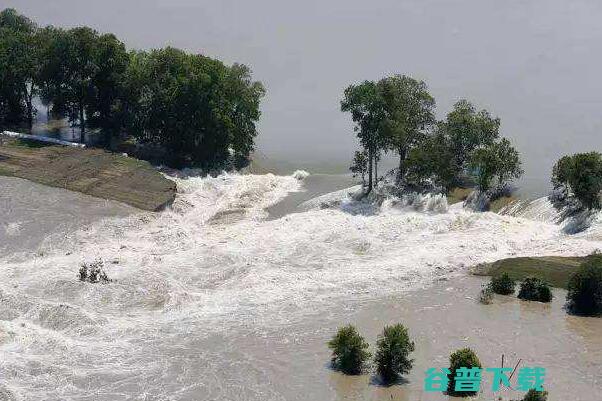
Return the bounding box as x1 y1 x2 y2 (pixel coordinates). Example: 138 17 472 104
0 137 176 211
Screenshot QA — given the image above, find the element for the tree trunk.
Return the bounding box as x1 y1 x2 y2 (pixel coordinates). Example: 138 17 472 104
397 145 406 184
374 157 378 185
25 83 34 133
367 148 373 194
79 103 85 143
26 98 33 133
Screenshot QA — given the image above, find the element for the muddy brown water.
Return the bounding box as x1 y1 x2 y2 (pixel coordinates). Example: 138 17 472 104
1 175 601 400
209 275 601 401
0 176 135 255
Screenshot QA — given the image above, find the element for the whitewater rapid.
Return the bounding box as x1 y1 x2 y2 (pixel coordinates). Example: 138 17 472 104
1 172 602 400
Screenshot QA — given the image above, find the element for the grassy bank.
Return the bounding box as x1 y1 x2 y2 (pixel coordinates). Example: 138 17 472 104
0 137 176 211
472 255 595 289
446 187 516 212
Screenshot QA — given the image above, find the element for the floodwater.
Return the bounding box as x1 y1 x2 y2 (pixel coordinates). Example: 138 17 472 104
0 172 601 400
0 176 135 254
192 275 601 401
266 173 357 219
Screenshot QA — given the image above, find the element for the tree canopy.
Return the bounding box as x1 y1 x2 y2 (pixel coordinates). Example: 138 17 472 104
341 76 523 195
551 152 602 210
0 8 264 169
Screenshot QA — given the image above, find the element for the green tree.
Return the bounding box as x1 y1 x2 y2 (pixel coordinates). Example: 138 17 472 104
350 150 368 186
124 48 264 168
490 272 516 295
566 255 602 315
223 63 265 168
440 99 500 177
447 348 482 397
520 389 548 401
36 26 71 119
377 75 436 183
468 138 523 191
373 324 415 383
61 26 101 142
551 152 602 210
341 81 385 193
86 33 129 145
0 8 39 130
517 277 553 303
405 131 456 190
327 325 371 375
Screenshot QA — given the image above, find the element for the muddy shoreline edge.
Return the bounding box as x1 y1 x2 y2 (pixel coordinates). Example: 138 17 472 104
0 137 176 211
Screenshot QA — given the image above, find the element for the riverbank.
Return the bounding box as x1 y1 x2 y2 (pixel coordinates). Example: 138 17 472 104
0 137 176 211
472 255 594 288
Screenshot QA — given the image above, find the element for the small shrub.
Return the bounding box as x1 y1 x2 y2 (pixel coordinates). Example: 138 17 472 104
490 272 515 295
374 323 415 383
521 389 548 401
566 255 602 315
447 348 482 397
518 277 552 303
78 259 111 284
327 325 371 374
479 284 494 304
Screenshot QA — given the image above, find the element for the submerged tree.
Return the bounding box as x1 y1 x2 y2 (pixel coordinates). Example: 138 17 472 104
374 324 415 383
327 325 371 374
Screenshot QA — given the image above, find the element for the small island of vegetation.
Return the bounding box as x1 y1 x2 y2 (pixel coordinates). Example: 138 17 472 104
341 75 523 210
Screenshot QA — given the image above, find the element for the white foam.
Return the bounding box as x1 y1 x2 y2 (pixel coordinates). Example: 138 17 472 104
1 172 602 399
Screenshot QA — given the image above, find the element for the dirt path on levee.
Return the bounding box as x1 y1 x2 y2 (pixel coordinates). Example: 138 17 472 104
0 137 175 211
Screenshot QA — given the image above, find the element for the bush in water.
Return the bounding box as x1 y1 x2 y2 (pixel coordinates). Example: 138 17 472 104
519 389 548 401
447 348 482 397
79 259 111 283
566 255 602 315
490 272 516 295
479 284 494 304
327 325 371 374
518 277 552 303
374 323 415 383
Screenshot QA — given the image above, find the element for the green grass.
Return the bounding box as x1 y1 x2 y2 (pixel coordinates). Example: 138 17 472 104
8 138 54 149
447 187 473 205
472 255 595 289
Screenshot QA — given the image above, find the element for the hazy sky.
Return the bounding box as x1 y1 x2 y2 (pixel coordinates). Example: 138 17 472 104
4 0 602 187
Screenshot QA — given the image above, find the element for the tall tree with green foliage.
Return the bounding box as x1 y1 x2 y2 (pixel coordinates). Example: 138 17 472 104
551 152 602 210
405 131 456 190
223 63 266 168
124 48 264 168
341 81 386 193
0 8 39 130
468 138 523 191
377 75 436 183
87 33 129 145
60 27 101 142
439 99 501 179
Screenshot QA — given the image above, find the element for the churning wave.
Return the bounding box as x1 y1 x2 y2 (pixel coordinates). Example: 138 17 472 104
1 171 602 400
